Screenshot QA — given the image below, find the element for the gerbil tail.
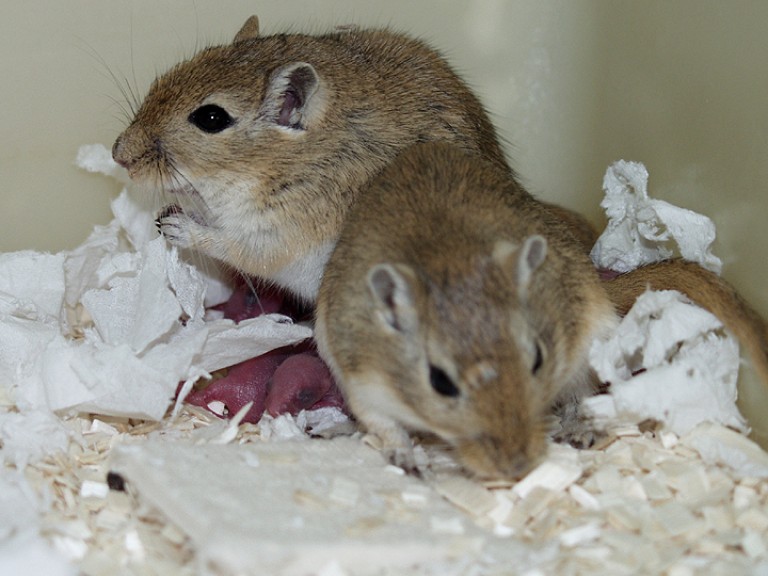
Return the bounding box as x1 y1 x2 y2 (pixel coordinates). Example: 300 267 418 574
602 258 768 389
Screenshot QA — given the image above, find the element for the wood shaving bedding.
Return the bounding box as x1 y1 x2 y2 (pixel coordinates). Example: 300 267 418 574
11 406 767 575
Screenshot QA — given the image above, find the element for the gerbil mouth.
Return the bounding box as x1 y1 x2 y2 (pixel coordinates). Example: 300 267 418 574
455 436 539 481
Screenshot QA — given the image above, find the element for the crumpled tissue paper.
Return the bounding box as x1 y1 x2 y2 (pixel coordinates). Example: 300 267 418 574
0 472 76 576
590 160 722 274
0 144 312 452
587 160 749 439
109 437 505 576
588 289 747 435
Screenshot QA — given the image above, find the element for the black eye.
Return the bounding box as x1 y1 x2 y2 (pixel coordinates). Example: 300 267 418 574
429 365 460 398
188 104 234 133
532 343 543 375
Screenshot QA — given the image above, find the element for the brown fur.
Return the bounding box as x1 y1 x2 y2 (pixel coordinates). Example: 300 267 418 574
112 16 595 301
315 143 617 479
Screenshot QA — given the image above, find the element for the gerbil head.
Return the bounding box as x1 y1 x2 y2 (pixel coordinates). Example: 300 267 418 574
111 23 325 185
111 16 330 222
109 16 346 287
365 235 555 480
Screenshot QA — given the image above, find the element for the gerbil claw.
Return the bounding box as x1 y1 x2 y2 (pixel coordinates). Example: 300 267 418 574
155 205 182 232
361 425 422 475
154 205 205 249
157 204 182 221
388 447 421 477
552 399 606 450
553 420 606 449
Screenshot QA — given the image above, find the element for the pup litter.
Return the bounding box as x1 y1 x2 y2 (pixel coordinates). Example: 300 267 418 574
0 148 766 575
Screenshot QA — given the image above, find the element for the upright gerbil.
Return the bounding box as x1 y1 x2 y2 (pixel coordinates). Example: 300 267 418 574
314 142 768 480
111 16 596 302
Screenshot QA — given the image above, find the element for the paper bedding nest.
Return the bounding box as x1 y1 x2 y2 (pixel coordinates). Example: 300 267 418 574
1 145 767 575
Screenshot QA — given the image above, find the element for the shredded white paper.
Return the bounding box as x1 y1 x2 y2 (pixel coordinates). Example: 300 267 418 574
586 160 749 438
590 160 722 274
588 289 748 435
0 470 77 576
109 437 495 576
1 144 312 426
0 145 313 571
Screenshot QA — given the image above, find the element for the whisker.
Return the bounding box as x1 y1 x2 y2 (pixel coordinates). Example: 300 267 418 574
105 95 135 125
164 165 226 285
76 38 140 120
114 74 139 117
128 17 143 116
132 136 239 304
239 273 266 316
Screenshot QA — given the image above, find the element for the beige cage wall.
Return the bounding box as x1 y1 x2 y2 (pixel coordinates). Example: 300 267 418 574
1 0 766 439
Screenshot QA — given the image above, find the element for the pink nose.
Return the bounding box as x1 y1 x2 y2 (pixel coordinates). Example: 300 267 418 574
111 137 131 170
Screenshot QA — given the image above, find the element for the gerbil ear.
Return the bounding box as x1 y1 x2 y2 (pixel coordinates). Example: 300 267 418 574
516 235 547 293
234 16 260 43
493 236 548 297
262 62 322 130
367 263 419 334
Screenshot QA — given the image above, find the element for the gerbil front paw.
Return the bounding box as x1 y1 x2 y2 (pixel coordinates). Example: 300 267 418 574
387 445 420 476
552 417 606 449
552 400 606 449
361 421 419 475
156 205 206 249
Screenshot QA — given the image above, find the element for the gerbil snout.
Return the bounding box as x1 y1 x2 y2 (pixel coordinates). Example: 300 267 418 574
111 131 148 174
111 135 132 171
455 429 547 481
111 128 158 177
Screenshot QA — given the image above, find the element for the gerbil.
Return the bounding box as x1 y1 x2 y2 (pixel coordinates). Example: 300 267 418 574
314 142 768 480
111 16 596 302
315 142 618 479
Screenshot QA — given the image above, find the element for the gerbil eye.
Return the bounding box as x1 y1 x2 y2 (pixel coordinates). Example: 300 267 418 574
188 104 234 133
429 365 460 398
532 343 543 375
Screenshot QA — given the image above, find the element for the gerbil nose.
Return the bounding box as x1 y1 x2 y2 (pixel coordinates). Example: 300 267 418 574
502 453 537 479
459 435 541 480
112 138 126 168
111 136 131 170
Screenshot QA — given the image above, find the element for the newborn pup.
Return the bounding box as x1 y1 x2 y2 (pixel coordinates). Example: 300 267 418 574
185 279 344 422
